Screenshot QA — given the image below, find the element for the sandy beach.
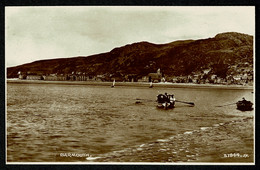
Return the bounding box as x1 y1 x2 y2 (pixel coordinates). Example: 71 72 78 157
89 116 254 163
7 79 253 90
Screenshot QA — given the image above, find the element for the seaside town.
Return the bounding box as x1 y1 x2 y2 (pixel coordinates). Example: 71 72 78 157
17 61 253 86
5 5 255 165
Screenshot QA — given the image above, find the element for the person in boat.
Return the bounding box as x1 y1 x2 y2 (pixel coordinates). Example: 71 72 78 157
169 94 176 102
241 97 249 104
164 93 176 103
238 97 252 106
164 93 170 102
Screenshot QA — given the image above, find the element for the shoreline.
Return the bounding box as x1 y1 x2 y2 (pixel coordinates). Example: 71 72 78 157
92 117 254 163
7 79 253 90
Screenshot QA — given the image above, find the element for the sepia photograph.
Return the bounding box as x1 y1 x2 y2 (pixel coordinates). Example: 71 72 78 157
5 6 255 164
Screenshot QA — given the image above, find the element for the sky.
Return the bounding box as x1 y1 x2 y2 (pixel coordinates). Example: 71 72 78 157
5 6 255 67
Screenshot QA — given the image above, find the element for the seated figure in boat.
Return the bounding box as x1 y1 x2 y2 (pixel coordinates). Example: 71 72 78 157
157 93 168 103
169 94 176 103
241 97 252 105
162 93 175 103
164 93 169 102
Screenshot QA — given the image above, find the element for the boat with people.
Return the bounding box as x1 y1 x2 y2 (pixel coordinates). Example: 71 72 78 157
157 93 175 109
135 93 194 108
236 97 253 111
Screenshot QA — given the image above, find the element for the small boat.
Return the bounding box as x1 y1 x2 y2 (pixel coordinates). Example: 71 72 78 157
236 98 253 111
157 93 175 109
111 79 115 88
149 81 153 88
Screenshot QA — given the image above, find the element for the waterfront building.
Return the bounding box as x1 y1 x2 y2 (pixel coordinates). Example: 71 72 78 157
148 68 162 82
26 75 42 80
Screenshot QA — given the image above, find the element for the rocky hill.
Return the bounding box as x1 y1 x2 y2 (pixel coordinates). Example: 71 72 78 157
7 32 253 79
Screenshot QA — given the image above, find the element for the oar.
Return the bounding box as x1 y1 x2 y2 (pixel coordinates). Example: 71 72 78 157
136 98 155 102
135 98 156 104
216 102 237 107
175 100 195 106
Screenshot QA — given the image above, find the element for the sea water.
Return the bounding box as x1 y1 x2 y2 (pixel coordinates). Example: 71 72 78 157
6 83 254 162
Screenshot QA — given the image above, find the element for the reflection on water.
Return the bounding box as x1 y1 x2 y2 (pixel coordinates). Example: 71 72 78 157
7 83 254 162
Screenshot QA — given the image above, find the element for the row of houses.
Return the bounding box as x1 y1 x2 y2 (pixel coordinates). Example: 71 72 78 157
18 67 253 85
164 73 253 85
18 71 161 82
20 74 105 81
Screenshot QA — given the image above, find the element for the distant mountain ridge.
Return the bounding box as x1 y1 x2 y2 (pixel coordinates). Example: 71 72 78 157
7 32 253 79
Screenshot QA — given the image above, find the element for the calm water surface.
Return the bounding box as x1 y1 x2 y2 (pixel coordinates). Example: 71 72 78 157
7 83 254 162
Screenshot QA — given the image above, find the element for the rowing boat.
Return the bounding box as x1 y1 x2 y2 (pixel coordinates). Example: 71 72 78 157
157 94 175 109
236 98 253 111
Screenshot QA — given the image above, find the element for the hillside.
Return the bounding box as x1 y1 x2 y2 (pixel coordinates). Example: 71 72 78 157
7 32 253 79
